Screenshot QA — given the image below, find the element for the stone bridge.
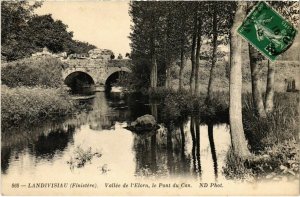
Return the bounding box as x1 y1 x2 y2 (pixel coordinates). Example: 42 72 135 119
62 59 132 91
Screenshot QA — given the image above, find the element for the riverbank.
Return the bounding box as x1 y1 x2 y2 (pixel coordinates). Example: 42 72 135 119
1 85 76 130
1 57 76 130
148 88 299 181
237 92 300 181
149 88 228 122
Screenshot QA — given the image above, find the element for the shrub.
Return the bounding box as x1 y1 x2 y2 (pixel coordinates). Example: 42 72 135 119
243 92 299 152
147 88 229 124
247 139 299 180
1 56 65 88
222 148 254 180
223 139 299 181
224 92 299 180
1 85 75 129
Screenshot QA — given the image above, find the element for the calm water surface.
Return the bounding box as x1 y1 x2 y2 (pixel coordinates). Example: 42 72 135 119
2 92 231 183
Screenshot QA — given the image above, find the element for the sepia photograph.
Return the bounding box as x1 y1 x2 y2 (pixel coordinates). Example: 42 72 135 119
1 0 299 196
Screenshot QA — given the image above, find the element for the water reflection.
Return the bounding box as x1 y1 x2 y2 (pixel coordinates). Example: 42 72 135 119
190 116 201 178
208 123 218 181
2 91 231 183
1 121 75 174
28 125 75 160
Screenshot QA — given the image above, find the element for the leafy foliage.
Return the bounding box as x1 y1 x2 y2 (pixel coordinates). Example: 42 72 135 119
243 92 299 151
129 2 197 90
26 14 73 53
1 1 96 61
1 85 75 129
129 2 238 91
1 57 65 88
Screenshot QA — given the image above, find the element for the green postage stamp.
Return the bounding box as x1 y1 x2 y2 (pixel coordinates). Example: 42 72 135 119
238 1 298 61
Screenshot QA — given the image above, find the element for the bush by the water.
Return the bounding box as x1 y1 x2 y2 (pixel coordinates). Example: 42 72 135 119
223 92 300 181
1 85 75 129
1 56 65 88
243 92 299 151
149 88 229 123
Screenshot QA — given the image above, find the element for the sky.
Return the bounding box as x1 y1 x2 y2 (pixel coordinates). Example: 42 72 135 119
35 1 131 56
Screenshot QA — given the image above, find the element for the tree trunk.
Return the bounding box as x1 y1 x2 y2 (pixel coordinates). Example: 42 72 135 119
207 6 218 101
229 2 251 159
180 123 185 159
265 60 275 113
165 60 172 89
179 43 185 91
249 44 267 118
194 21 202 96
150 54 157 90
190 11 198 94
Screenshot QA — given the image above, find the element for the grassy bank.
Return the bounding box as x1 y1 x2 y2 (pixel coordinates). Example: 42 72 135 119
1 56 75 130
1 85 75 130
233 92 299 181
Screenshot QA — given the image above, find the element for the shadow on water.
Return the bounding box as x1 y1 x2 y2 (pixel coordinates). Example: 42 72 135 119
2 91 231 181
133 102 229 179
208 123 218 181
192 116 202 178
28 125 75 160
1 122 76 174
1 91 150 174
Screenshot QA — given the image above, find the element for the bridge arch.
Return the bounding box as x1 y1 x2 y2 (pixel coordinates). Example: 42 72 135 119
64 71 95 93
104 67 131 90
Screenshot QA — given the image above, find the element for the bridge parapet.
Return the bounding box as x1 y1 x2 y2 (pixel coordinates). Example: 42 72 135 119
63 59 108 68
107 59 132 68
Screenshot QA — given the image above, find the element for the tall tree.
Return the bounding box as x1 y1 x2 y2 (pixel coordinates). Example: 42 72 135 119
265 60 275 113
249 44 267 118
229 2 251 158
177 3 189 91
161 2 179 89
241 2 267 118
206 2 236 101
1 1 42 60
207 3 218 101
129 2 166 90
246 2 299 115
1 1 96 61
27 14 73 53
129 2 150 90
264 2 299 113
190 8 198 94
194 14 202 96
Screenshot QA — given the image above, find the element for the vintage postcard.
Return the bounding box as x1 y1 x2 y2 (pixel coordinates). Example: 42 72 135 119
1 1 299 196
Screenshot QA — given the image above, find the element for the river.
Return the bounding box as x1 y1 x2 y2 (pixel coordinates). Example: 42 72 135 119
1 91 232 192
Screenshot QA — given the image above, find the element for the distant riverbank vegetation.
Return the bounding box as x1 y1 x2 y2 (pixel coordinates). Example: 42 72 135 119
1 1 96 61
